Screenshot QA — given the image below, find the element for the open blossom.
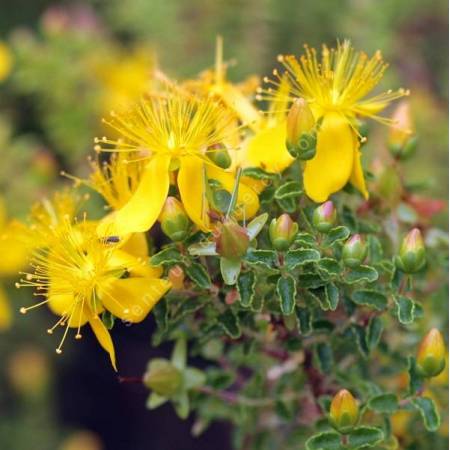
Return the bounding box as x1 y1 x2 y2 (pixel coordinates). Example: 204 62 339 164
95 86 259 236
17 203 171 370
263 40 408 202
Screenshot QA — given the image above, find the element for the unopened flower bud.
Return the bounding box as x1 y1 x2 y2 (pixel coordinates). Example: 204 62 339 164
417 329 446 378
269 214 298 251
143 359 182 397
329 389 359 432
389 101 417 160
313 201 336 233
208 145 232 169
396 228 426 273
286 98 316 160
342 234 367 268
159 197 190 242
215 219 249 261
168 265 185 290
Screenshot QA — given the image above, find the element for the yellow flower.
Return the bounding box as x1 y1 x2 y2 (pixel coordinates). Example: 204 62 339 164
95 87 259 236
0 199 31 330
267 40 408 202
17 214 171 370
0 41 12 82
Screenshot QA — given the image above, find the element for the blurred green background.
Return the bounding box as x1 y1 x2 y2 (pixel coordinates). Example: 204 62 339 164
0 1 447 449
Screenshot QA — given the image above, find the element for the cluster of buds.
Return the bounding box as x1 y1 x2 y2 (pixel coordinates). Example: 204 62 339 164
416 328 446 378
158 197 190 242
269 213 298 251
342 234 367 268
313 201 336 232
396 228 426 273
286 98 317 160
329 389 359 433
388 101 417 160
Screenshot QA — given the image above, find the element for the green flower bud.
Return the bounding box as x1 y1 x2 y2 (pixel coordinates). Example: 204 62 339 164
396 228 426 273
159 197 190 241
313 201 336 233
269 214 299 251
342 234 367 268
329 389 359 433
388 101 417 160
143 359 182 397
207 145 232 169
215 219 249 261
286 98 316 160
417 328 446 378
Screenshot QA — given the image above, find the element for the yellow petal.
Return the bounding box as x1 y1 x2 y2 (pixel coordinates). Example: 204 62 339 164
47 292 91 328
206 165 260 220
304 113 354 202
0 221 30 275
98 277 171 323
244 122 294 173
89 316 117 371
120 232 149 260
97 154 171 236
107 248 163 278
178 156 210 231
0 284 12 331
350 139 369 199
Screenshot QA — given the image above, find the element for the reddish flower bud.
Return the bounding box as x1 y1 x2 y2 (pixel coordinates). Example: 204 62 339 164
389 101 417 160
417 329 446 378
313 201 336 232
342 234 367 268
215 219 249 261
397 228 426 273
269 214 299 251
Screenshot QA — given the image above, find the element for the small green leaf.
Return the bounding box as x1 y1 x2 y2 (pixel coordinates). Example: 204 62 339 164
295 307 313 335
317 258 341 278
151 247 182 266
323 226 350 246
246 213 269 240
174 392 190 419
367 235 383 263
101 311 115 330
184 368 206 390
153 300 168 332
352 324 370 358
217 309 241 338
309 284 339 311
185 262 211 289
146 392 168 409
277 275 297 315
245 249 278 269
315 342 333 373
407 356 425 395
237 271 256 308
171 337 187 371
188 241 218 256
298 273 326 289
276 196 297 213
368 394 398 414
412 397 441 431
285 248 321 270
348 426 384 448
220 257 241 285
351 290 388 311
305 431 341 450
274 181 303 200
344 265 379 284
242 167 279 180
295 232 317 247
394 295 415 324
366 316 383 351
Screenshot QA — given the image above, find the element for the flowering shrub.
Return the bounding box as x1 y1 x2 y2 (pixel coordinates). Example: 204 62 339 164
14 39 447 449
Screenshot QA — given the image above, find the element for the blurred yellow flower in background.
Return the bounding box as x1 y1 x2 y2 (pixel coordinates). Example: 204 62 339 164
0 41 12 82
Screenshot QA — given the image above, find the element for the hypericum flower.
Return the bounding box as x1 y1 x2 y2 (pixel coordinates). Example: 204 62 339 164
95 87 259 236
264 40 409 202
17 215 171 370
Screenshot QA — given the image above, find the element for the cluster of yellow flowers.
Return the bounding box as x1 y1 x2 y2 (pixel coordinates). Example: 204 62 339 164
10 39 408 369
